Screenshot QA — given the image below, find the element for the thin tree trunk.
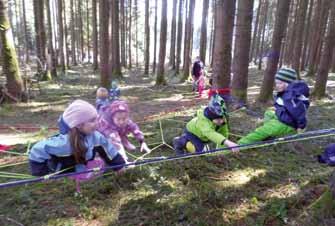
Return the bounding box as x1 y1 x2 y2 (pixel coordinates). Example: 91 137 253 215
46 0 57 77
70 0 77 65
176 0 183 75
86 0 90 62
212 0 236 89
169 0 177 68
78 1 84 62
199 0 209 65
292 0 309 78
57 0 65 71
300 0 314 71
152 0 157 73
92 0 98 70
120 0 126 67
258 0 291 102
128 0 132 68
249 0 262 62
21 0 29 63
232 0 254 104
284 0 299 66
210 0 216 68
144 0 150 74
313 1 335 98
156 0 168 85
182 0 195 81
257 0 268 70
134 0 138 67
63 0 69 68
99 0 109 87
0 0 24 99
110 0 122 79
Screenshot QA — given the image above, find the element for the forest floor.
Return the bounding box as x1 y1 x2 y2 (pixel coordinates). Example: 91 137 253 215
0 65 335 226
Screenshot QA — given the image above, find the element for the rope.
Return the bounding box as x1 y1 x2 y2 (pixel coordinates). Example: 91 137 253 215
0 128 334 189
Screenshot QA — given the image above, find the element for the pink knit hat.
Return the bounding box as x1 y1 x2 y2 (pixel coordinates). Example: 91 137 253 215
62 100 98 128
100 100 129 123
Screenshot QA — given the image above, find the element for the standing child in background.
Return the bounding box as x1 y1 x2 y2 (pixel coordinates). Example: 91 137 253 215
173 94 239 154
192 56 205 97
109 80 121 102
238 68 310 144
96 87 110 112
97 100 151 161
29 100 126 176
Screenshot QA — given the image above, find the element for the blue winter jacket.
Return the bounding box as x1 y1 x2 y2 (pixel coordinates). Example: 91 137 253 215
29 131 119 165
274 81 310 129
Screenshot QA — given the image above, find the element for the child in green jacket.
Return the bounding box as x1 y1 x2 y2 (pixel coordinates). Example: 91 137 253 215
173 94 239 155
238 68 310 145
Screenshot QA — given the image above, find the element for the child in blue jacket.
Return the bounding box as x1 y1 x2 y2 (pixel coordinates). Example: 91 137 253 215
29 100 126 176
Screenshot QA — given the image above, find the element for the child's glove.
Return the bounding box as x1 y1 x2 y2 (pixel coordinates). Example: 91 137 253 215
223 139 240 153
297 128 305 134
140 142 151 153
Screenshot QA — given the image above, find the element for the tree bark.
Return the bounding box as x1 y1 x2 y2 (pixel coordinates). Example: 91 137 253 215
128 0 132 68
99 0 109 87
152 0 157 73
70 0 77 65
257 0 268 70
169 0 177 69
120 0 126 67
258 0 291 102
110 0 122 79
155 0 168 85
46 0 57 78
232 0 254 104
57 0 65 71
92 0 98 70
199 0 209 65
21 0 29 63
182 0 195 81
313 0 335 98
249 0 262 62
0 0 24 99
144 0 150 74
175 0 183 75
212 0 236 89
300 0 314 71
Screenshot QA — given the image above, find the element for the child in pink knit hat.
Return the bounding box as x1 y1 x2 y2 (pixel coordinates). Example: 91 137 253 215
97 100 151 161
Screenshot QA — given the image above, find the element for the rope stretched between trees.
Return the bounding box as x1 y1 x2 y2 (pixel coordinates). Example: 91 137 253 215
0 128 334 189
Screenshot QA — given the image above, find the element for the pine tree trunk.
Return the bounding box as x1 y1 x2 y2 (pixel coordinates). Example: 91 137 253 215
70 0 77 65
331 48 335 72
57 0 65 71
120 0 126 67
152 0 157 73
300 0 314 71
292 0 309 77
86 0 90 62
169 0 177 69
92 0 98 70
258 0 291 102
99 0 109 87
183 0 189 71
110 0 122 79
212 0 236 89
21 0 29 63
210 0 216 68
182 0 195 81
46 0 57 78
128 0 132 68
257 0 268 70
155 0 168 85
208 0 214 67
254 0 267 65
249 0 262 62
144 0 150 74
78 1 84 62
176 0 183 75
199 0 209 65
232 0 254 104
134 0 138 68
0 0 24 99
63 0 69 68
313 1 335 98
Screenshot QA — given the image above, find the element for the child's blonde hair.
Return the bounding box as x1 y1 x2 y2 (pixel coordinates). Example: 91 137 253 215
96 87 109 99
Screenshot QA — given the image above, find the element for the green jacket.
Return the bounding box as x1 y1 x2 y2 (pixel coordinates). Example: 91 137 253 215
186 109 229 145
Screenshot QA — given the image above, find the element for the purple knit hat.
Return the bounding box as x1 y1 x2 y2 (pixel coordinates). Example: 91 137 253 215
62 100 98 128
100 100 129 124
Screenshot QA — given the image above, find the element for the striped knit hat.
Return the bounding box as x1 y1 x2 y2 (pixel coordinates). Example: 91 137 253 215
275 68 297 83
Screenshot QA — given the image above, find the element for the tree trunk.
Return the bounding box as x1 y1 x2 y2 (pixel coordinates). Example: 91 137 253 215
208 0 215 67
292 0 309 77
63 0 69 68
210 0 216 68
175 0 183 75
183 0 189 72
307 0 330 77
70 0 77 65
21 0 29 63
120 0 126 67
46 0 57 78
232 0 254 104
212 0 236 89
57 0 65 71
152 0 157 73
199 0 209 65
257 0 268 70
99 0 109 87
313 0 335 98
92 0 98 70
249 0 262 62
128 0 132 68
78 1 84 62
155 0 167 85
0 0 24 99
331 48 335 72
258 0 291 102
144 0 150 74
110 0 122 79
182 0 195 81
86 0 90 62
169 0 177 69
134 0 138 67
300 0 314 71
